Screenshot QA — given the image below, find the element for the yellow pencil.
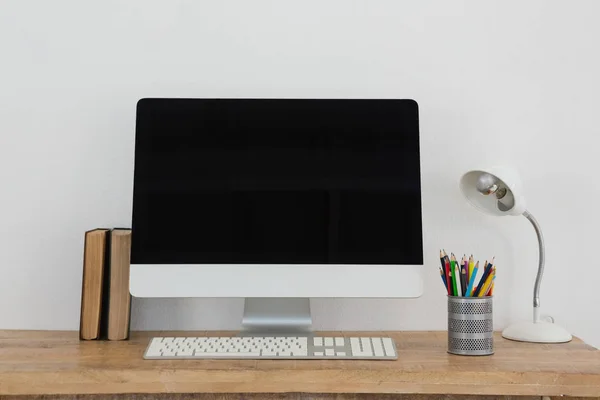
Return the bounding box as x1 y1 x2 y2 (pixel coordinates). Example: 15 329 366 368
468 255 474 282
478 267 495 297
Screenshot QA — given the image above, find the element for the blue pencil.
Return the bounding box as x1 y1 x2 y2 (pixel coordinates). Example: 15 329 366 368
473 259 494 297
465 261 479 297
439 268 448 291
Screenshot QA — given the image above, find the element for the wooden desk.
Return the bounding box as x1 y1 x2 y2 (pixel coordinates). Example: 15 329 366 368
1 330 599 399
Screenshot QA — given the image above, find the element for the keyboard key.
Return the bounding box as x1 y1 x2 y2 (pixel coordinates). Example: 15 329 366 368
335 337 344 347
382 338 396 357
360 338 373 355
314 337 323 346
324 338 334 346
337 351 346 356
350 338 361 355
350 337 373 356
145 339 164 357
161 349 175 356
372 338 384 357
325 349 334 356
314 351 324 356
145 348 162 357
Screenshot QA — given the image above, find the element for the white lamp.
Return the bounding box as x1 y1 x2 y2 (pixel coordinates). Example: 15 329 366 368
460 166 572 343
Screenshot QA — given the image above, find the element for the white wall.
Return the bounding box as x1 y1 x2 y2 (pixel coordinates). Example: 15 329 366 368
1 0 599 346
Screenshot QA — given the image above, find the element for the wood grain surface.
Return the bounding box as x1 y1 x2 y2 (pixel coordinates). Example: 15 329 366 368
0 395 550 400
0 330 599 399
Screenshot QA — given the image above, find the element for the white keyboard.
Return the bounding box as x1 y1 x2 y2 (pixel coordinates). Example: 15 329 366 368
144 336 398 360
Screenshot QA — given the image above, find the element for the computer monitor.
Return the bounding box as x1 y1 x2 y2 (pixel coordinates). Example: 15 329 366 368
130 98 423 332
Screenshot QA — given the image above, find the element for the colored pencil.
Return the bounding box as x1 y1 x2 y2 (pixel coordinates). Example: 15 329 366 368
454 263 462 297
488 278 495 296
443 250 451 293
471 260 488 297
439 250 447 294
485 266 497 296
443 249 449 261
450 260 457 296
485 275 495 296
442 250 451 295
474 259 494 297
472 260 486 296
450 254 459 296
439 268 448 291
458 256 467 296
465 260 479 297
478 270 495 297
460 256 468 296
459 256 464 295
468 255 474 282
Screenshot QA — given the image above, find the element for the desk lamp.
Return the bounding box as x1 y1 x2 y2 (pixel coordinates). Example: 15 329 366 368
460 166 572 343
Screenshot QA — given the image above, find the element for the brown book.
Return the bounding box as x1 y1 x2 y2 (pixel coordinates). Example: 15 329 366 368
106 229 132 340
80 229 109 340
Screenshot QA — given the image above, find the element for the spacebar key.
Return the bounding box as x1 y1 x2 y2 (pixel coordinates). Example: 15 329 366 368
194 352 261 358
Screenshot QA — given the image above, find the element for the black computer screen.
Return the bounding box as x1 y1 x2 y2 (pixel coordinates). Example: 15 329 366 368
131 99 423 265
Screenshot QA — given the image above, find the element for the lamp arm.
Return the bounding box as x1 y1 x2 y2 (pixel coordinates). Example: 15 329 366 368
523 210 544 323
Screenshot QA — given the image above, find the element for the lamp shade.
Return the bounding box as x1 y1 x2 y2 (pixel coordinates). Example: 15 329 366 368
459 166 526 216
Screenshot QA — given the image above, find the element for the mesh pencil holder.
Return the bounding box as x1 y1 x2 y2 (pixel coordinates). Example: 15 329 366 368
447 296 494 356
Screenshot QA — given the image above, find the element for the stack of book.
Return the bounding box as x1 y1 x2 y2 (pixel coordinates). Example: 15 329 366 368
80 228 132 340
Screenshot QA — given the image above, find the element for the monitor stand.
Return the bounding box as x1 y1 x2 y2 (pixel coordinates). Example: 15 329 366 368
241 298 312 336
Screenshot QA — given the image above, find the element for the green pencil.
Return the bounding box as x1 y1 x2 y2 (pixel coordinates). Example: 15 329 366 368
450 254 458 296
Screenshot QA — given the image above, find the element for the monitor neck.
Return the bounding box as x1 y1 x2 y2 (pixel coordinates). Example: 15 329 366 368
241 298 312 336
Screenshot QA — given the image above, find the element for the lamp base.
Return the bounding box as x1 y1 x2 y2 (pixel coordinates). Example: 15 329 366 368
502 321 572 343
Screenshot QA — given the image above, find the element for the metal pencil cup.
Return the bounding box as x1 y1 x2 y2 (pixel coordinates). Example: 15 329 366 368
447 296 494 356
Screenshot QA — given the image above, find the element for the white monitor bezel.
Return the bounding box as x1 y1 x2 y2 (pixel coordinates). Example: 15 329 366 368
130 264 422 298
